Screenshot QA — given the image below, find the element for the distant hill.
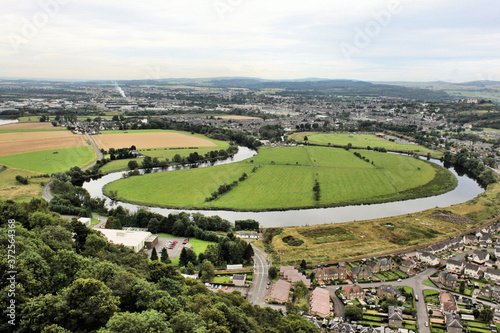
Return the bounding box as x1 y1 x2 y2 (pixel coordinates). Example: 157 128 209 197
115 77 454 101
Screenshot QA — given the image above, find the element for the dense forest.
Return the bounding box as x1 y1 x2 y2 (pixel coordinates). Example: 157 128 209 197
0 199 317 332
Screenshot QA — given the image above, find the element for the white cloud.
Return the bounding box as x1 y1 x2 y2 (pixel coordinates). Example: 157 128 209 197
0 0 499 81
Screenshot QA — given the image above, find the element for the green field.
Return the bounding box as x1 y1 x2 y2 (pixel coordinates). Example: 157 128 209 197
104 145 456 211
0 146 96 174
289 132 437 156
0 128 67 133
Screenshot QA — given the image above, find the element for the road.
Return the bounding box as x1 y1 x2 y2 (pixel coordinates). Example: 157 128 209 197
248 245 271 306
42 133 102 202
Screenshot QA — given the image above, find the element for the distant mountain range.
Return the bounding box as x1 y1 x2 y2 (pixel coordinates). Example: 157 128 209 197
4 77 500 102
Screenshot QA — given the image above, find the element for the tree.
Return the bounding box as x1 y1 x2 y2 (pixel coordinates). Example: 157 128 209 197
179 247 197 267
104 310 171 333
479 308 494 322
293 280 308 300
199 260 215 283
151 247 158 261
185 262 195 275
63 278 119 331
459 281 466 293
344 305 363 321
128 160 139 170
268 266 278 279
300 259 307 271
160 247 171 264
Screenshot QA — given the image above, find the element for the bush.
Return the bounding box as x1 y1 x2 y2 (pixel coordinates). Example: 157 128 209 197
15 175 29 185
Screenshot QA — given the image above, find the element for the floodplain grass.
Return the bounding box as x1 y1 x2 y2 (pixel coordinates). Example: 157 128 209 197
0 146 96 174
289 132 438 156
253 179 500 264
0 165 47 201
104 146 455 211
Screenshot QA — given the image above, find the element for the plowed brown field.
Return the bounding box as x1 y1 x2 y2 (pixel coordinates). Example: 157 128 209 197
93 132 218 150
0 132 88 156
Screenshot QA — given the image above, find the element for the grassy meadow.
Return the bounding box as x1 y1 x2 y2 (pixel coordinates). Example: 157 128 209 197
0 165 49 201
104 145 456 211
289 132 437 156
0 146 96 174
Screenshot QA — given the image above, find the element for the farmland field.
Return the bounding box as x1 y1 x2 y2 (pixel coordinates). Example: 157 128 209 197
104 145 456 211
0 122 65 132
97 130 229 173
0 130 88 156
289 132 437 155
93 130 218 151
0 146 96 174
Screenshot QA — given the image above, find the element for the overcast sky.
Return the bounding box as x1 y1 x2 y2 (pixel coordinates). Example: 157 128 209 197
1 0 499 82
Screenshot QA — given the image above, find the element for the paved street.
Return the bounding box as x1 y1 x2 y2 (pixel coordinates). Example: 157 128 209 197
248 245 271 306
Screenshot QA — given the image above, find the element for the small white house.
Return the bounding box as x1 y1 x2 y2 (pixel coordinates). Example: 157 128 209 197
78 217 91 227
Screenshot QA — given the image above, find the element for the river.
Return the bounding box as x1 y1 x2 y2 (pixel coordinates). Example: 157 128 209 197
83 147 484 228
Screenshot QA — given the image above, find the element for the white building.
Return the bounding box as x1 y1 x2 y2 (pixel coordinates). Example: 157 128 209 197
98 229 152 253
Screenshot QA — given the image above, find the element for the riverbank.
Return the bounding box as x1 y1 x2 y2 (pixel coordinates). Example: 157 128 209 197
255 179 500 265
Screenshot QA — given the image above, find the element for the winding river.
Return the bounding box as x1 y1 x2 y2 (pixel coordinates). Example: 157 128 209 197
83 146 485 228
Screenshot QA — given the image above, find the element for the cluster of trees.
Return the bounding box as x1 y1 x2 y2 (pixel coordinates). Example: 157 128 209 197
205 181 238 202
234 219 260 231
442 149 497 185
107 207 231 243
313 179 320 201
48 178 107 217
0 199 317 332
15 175 29 185
205 172 248 202
127 146 239 171
353 151 374 166
104 146 137 160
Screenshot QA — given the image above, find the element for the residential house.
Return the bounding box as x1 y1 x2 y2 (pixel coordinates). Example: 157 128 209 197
359 327 382 333
378 285 401 299
416 251 440 266
280 266 312 288
350 266 373 280
267 279 291 304
445 313 464 333
440 291 458 313
309 287 332 318
328 322 356 333
399 258 417 275
463 263 482 279
313 266 347 282
463 234 478 246
471 250 490 265
446 260 464 274
484 268 500 283
439 271 458 289
428 243 448 255
343 284 365 300
495 246 500 258
388 306 403 328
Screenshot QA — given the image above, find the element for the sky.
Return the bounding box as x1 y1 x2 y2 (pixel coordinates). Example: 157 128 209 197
0 0 499 82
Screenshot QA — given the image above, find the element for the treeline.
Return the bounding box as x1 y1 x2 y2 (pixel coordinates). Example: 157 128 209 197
128 146 239 171
442 148 497 186
0 199 317 333
353 151 375 166
205 172 247 202
180 234 255 268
